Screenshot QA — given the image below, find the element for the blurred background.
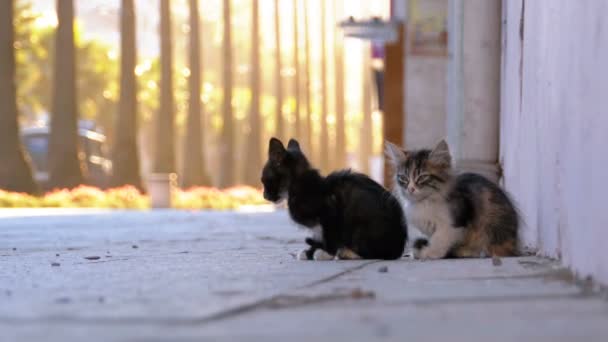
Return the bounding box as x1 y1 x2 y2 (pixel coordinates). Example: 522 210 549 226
3 0 395 194
2 0 608 314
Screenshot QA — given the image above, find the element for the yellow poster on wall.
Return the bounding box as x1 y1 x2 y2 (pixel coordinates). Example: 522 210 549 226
408 0 448 56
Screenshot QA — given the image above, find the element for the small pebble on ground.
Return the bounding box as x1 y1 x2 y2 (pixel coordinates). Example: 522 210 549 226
378 266 389 273
51 262 60 267
55 297 71 304
84 256 101 260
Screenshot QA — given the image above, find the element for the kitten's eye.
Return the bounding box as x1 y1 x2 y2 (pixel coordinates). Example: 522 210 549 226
397 175 409 185
417 174 431 184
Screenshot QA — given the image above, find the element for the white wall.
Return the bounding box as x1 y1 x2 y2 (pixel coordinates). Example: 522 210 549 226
500 0 608 284
447 0 501 181
390 0 449 150
405 57 447 149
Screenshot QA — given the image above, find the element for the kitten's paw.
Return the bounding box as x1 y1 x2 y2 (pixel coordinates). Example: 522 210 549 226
413 238 429 250
413 248 424 260
313 249 335 261
417 247 445 260
412 239 429 260
336 248 362 260
297 249 310 260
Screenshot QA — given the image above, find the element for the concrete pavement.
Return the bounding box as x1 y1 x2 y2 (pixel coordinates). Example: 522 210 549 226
0 210 607 341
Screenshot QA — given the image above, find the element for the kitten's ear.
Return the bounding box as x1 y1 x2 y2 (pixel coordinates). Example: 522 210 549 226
384 141 407 165
268 137 286 160
287 138 301 152
429 139 451 167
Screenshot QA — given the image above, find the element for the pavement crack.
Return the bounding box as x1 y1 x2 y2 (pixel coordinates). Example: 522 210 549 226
299 260 378 289
187 261 379 324
381 292 591 307
0 292 590 328
434 270 573 282
264 289 375 309
73 258 132 265
0 261 380 327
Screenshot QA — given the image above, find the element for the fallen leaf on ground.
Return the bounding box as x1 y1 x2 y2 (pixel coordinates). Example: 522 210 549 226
350 288 376 299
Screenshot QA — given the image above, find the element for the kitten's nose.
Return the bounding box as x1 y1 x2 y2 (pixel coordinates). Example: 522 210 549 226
408 186 415 194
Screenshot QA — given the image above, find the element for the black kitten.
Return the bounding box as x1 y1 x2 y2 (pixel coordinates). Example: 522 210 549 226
261 137 407 260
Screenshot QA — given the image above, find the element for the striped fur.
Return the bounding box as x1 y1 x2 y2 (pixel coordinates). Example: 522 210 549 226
385 140 519 259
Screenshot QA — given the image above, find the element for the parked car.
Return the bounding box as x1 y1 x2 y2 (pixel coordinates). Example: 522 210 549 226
20 125 112 190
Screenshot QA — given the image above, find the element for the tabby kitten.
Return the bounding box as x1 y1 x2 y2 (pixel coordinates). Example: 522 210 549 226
261 137 407 260
385 139 519 259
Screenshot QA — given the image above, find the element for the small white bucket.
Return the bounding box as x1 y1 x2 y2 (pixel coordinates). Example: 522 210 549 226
147 173 177 209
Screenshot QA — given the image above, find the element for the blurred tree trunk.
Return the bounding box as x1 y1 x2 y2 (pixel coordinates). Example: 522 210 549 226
182 0 210 188
292 0 301 140
218 0 234 187
48 0 85 189
243 0 262 186
360 46 372 174
319 0 329 172
0 0 38 194
112 0 143 190
302 0 313 158
273 0 284 140
333 0 346 169
153 0 176 174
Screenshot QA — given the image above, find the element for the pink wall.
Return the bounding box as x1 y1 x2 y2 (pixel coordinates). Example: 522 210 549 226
500 0 608 284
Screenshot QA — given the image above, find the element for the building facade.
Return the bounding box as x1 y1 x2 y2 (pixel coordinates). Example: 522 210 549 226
392 0 608 284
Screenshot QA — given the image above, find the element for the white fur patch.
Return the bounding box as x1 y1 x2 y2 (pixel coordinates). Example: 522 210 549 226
416 226 464 260
405 196 452 237
313 249 334 261
310 226 323 241
402 193 465 260
297 249 309 260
